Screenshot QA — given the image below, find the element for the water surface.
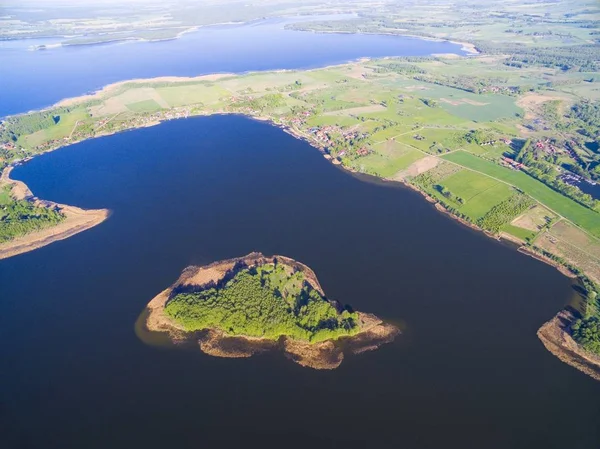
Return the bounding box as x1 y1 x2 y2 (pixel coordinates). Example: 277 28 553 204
1 116 599 449
0 17 464 116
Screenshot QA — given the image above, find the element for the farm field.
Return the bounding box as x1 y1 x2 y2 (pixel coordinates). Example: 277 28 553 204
1 54 599 310
442 151 600 237
352 147 426 178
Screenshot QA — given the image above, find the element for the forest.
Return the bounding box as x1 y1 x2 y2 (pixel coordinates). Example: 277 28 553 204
164 263 360 343
0 191 65 243
572 315 600 355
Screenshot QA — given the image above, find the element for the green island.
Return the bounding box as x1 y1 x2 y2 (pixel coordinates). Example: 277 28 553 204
166 263 359 343
2 0 600 378
141 253 398 369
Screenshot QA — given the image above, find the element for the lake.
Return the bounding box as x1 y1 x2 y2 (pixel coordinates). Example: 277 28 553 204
1 115 599 449
0 16 465 117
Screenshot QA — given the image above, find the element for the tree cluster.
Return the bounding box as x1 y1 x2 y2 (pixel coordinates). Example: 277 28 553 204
165 263 359 343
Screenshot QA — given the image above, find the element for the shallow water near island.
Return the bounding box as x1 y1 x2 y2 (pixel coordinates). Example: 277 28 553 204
1 115 599 449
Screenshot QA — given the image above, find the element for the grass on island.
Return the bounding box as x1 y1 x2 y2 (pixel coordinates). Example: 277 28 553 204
165 263 360 343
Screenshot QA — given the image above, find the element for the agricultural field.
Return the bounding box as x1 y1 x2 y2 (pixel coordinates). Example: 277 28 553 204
501 224 537 242
1 49 599 302
126 100 164 113
509 204 557 235
442 151 600 237
537 225 600 284
351 146 426 178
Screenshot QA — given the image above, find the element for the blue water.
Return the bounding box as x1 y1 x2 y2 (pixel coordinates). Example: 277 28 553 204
0 16 464 117
1 15 600 449
2 116 599 448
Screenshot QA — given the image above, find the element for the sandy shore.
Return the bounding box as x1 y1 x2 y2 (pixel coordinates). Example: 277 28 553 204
538 309 600 382
0 167 110 260
140 252 398 369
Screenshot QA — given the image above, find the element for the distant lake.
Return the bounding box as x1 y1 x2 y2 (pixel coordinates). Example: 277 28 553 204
0 16 465 117
1 116 599 448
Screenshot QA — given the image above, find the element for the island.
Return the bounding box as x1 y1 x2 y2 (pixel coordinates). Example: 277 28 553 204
138 252 398 369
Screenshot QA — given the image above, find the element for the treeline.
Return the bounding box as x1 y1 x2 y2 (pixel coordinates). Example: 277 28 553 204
412 73 520 96
0 198 65 243
569 101 600 138
572 316 600 354
373 62 426 75
233 93 286 113
473 42 600 72
0 107 74 143
477 193 534 233
515 141 600 210
531 243 600 354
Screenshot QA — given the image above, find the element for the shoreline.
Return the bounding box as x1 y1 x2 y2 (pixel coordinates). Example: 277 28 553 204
537 309 600 381
3 70 597 378
0 166 110 260
284 26 479 55
139 252 399 369
5 32 479 119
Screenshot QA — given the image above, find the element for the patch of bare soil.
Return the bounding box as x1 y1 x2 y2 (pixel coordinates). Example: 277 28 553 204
499 231 525 245
449 40 479 55
538 309 600 382
511 209 543 232
440 98 461 106
440 98 488 106
199 329 277 358
0 167 110 260
390 155 438 181
516 93 566 120
1 166 32 200
140 252 398 370
461 98 488 106
536 232 600 284
344 64 370 80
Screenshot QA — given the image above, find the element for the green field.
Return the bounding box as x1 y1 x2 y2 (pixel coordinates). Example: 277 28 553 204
502 224 537 241
353 148 425 177
156 85 229 107
460 184 517 220
396 128 468 154
441 170 499 200
0 187 11 206
126 100 164 113
442 151 600 237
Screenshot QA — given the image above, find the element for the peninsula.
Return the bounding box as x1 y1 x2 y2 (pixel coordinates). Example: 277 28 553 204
138 252 398 369
0 167 109 260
